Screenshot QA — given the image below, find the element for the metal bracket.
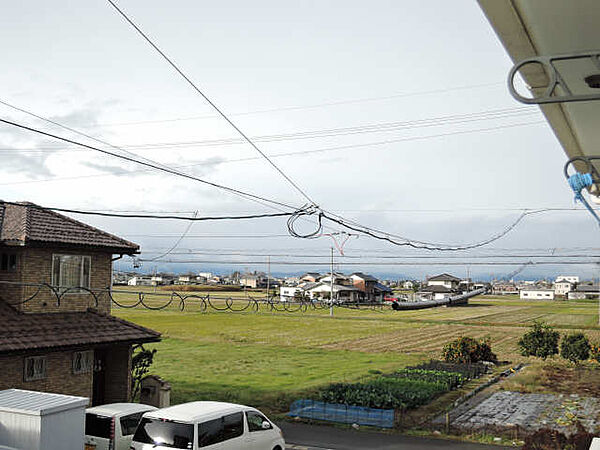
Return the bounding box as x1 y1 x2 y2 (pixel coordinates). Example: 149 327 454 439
509 51 600 104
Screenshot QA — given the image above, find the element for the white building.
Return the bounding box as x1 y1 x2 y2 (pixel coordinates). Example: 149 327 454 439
554 280 574 297
427 273 462 290
556 276 579 284
128 276 152 286
520 288 555 300
198 272 213 279
280 286 303 301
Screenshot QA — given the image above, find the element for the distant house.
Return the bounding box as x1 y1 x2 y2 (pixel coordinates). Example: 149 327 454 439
417 285 455 301
402 280 414 290
520 288 555 300
128 276 152 286
284 276 300 286
320 273 353 286
556 275 579 284
568 284 600 300
350 272 387 302
491 282 518 295
305 282 362 303
427 273 462 290
554 280 575 297
0 201 160 405
280 286 304 301
300 272 321 283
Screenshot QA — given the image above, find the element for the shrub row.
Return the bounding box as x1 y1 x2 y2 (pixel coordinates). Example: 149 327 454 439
409 360 488 380
319 377 448 410
390 368 464 390
518 321 598 364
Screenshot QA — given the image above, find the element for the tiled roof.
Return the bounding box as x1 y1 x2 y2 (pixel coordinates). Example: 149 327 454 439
0 301 160 354
351 272 378 281
428 273 461 282
0 202 138 253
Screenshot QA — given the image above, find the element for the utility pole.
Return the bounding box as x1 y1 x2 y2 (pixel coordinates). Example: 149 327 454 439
267 256 271 301
330 247 334 317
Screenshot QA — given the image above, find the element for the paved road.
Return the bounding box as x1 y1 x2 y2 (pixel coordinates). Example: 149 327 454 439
278 422 513 450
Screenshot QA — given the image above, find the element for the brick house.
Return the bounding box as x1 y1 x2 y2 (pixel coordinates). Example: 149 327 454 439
0 201 160 405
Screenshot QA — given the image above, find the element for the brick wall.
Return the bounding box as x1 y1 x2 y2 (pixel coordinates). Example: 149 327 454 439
0 350 93 402
0 247 24 307
16 248 112 314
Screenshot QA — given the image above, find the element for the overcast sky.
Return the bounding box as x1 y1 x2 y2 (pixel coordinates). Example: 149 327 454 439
1 0 598 280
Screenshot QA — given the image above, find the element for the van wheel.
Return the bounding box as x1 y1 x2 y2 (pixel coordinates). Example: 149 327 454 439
273 446 282 450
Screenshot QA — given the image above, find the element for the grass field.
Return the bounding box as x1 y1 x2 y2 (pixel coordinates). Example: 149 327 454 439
112 288 600 412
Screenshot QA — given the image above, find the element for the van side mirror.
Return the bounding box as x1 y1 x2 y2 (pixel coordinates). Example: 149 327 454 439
261 421 271 430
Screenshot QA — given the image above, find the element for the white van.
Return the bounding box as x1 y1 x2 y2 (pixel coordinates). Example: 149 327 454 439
130 401 285 450
84 403 157 450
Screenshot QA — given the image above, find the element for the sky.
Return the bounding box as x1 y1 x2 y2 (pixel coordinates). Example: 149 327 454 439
1 0 598 280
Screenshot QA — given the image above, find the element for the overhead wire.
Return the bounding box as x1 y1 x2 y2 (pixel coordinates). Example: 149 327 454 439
106 0 317 206
0 120 545 187
0 201 296 221
81 81 507 128
0 117 300 212
0 106 538 153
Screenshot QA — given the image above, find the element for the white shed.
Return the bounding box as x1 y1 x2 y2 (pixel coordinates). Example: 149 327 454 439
0 389 88 450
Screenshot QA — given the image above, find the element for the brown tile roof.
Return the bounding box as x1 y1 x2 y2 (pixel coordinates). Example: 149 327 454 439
0 202 139 253
0 301 160 354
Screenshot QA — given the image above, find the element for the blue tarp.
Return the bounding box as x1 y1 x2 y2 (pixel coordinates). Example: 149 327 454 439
288 399 395 428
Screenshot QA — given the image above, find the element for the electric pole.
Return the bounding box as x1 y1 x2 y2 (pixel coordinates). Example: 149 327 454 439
267 256 271 301
330 247 334 317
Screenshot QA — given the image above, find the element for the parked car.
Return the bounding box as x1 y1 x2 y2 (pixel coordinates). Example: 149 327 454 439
85 403 157 450
130 401 285 450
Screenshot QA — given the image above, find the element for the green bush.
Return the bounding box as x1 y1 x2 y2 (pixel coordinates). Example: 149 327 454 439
442 336 497 364
518 321 560 360
392 368 464 389
319 377 448 409
410 360 488 379
560 333 591 364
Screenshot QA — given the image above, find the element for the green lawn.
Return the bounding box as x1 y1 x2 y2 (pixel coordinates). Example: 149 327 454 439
113 293 600 412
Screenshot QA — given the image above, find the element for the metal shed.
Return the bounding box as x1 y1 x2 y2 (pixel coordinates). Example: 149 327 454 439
0 389 88 450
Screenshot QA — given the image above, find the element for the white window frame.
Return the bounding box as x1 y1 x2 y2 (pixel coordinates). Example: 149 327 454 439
24 356 47 381
72 350 94 375
51 254 91 293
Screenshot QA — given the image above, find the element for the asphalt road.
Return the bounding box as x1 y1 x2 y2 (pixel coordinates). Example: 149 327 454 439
278 422 513 450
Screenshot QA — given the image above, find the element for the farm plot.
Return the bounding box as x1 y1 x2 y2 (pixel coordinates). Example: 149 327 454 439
113 294 599 411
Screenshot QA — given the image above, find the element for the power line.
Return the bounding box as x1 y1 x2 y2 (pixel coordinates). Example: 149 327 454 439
0 106 537 153
0 117 299 212
79 82 507 128
0 120 545 187
138 250 600 259
318 209 548 251
106 0 316 206
0 201 295 221
137 258 600 266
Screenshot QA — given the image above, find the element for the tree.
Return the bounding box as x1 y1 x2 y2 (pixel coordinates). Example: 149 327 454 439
560 333 590 364
131 345 157 401
442 336 497 364
518 321 560 360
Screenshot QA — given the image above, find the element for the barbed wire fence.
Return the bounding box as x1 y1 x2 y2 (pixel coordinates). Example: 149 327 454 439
0 280 392 313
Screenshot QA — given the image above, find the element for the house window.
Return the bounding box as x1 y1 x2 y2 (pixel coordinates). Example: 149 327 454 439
52 254 91 292
24 356 47 381
72 350 94 374
0 253 17 272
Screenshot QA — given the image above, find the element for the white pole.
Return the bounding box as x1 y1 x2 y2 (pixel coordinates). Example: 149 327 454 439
330 247 334 317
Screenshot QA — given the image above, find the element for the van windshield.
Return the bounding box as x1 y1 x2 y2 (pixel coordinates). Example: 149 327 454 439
133 418 193 449
85 413 112 439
